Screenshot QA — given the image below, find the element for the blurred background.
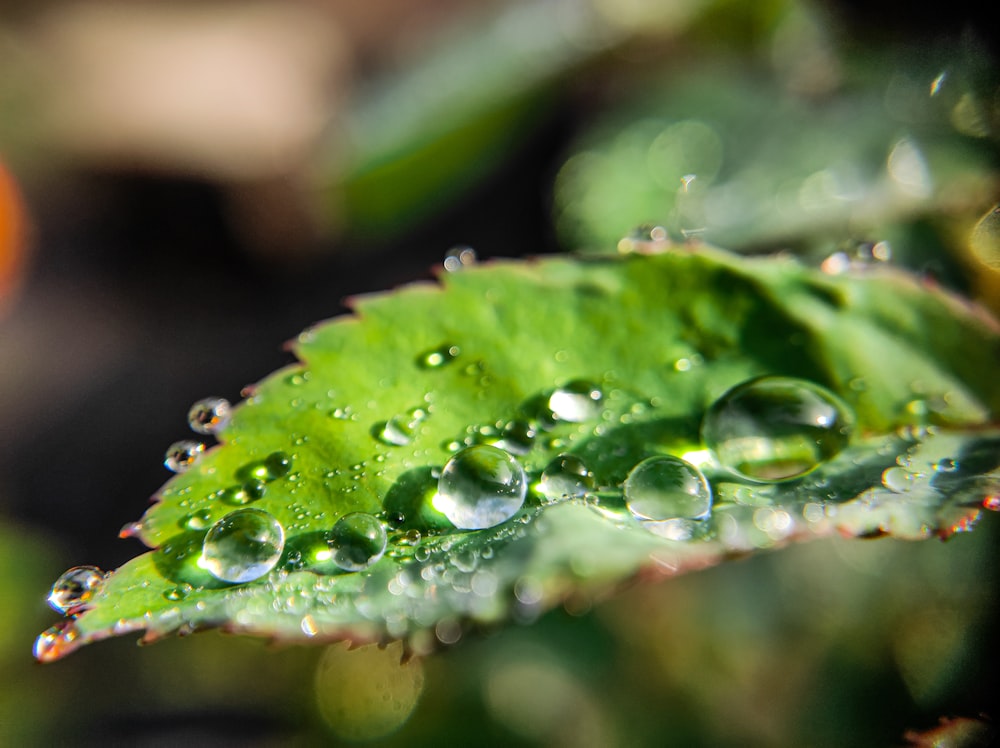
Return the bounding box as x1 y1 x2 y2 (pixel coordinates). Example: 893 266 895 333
2 0 998 744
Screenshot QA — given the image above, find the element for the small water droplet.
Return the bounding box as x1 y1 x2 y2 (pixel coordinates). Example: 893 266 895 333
435 445 527 529
417 343 461 369
373 407 428 447
218 479 267 505
702 376 853 482
934 457 958 473
240 451 292 482
443 245 477 271
180 508 213 530
164 440 205 473
200 508 285 584
47 566 107 614
187 397 231 434
618 224 669 254
881 466 914 493
495 419 536 455
164 584 193 601
537 454 593 503
33 620 80 662
326 513 388 572
624 455 712 525
548 380 603 423
396 528 422 547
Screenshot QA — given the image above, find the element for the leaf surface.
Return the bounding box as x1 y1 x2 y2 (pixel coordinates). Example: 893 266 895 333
37 248 1000 660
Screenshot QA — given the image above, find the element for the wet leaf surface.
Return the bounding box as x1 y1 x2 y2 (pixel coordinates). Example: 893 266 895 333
37 247 1000 660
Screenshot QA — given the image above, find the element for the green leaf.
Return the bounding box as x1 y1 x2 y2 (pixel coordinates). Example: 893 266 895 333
553 68 996 256
36 248 1000 661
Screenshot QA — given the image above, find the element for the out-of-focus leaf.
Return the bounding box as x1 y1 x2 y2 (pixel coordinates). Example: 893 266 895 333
553 68 997 255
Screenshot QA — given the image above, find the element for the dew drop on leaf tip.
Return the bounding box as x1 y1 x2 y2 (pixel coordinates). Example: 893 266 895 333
33 620 80 663
702 376 853 483
164 439 205 472
200 508 285 584
435 445 527 530
47 565 107 614
187 396 231 435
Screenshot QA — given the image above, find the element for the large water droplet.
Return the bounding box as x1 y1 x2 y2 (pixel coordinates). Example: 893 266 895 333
435 445 527 529
326 512 388 572
624 455 712 522
164 440 205 472
548 380 603 423
200 508 285 584
47 566 107 614
187 397 231 434
702 376 853 482
537 454 594 503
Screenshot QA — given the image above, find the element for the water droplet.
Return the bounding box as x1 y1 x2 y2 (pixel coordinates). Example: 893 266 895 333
443 245 477 271
180 508 213 530
200 508 285 584
118 521 142 539
33 620 80 662
219 479 267 505
495 419 536 455
187 397 231 434
396 528 421 547
47 566 106 614
934 457 958 473
326 513 388 572
548 380 603 423
417 343 461 369
164 440 205 472
702 376 853 482
373 408 428 447
624 455 712 524
435 445 527 529
240 451 292 482
969 204 1000 270
537 454 593 503
618 224 669 254
881 466 914 493
164 584 192 601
